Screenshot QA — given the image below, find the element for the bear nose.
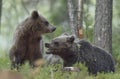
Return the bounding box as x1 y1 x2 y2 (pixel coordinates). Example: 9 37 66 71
52 27 56 32
45 43 50 48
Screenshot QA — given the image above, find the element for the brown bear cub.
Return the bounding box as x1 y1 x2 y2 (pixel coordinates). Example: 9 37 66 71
9 10 56 70
45 34 115 75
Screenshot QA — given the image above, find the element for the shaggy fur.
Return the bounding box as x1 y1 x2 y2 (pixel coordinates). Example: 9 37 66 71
9 10 56 70
45 34 115 75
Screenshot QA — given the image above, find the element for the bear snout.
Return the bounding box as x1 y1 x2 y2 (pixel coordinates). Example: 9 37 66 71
45 43 50 48
47 25 56 33
51 27 56 32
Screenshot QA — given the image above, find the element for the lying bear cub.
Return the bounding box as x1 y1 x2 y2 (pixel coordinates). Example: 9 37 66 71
45 34 115 75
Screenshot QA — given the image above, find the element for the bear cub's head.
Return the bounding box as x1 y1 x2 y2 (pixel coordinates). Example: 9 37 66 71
30 10 56 34
45 34 75 55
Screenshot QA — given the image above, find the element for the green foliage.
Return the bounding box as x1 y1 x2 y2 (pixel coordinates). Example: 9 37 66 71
0 56 10 70
49 0 68 25
112 27 120 69
0 57 120 79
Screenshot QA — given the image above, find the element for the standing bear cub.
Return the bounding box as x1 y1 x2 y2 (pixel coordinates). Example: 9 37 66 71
9 10 56 70
45 34 115 75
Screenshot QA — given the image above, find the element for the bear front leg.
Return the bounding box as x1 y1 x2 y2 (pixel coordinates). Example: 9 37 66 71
10 54 22 71
11 61 19 70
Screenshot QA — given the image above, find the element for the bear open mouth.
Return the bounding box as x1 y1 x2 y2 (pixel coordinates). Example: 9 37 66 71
46 51 51 54
46 49 52 54
46 48 59 54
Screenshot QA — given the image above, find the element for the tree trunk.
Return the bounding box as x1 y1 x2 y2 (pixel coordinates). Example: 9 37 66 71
49 0 56 11
67 0 76 37
0 0 2 33
77 0 83 39
40 39 44 56
94 0 113 53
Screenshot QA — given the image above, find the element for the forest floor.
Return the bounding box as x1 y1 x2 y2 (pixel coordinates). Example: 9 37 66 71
0 56 120 79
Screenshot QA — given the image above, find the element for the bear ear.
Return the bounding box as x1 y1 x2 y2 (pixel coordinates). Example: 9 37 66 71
31 10 39 19
67 36 75 43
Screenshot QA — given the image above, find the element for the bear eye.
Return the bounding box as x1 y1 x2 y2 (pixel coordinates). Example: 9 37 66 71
45 21 49 26
54 42 59 46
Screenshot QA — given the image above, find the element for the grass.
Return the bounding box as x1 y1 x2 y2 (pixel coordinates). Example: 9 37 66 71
0 56 120 79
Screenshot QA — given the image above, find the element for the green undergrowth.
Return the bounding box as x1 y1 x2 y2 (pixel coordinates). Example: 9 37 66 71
0 56 120 79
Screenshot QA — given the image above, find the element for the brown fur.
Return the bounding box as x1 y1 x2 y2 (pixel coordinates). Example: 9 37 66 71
45 34 115 75
9 10 56 69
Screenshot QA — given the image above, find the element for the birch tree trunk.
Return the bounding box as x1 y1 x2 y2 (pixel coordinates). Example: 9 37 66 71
40 39 44 56
0 0 2 33
77 0 83 39
94 0 113 53
67 0 83 39
67 0 76 37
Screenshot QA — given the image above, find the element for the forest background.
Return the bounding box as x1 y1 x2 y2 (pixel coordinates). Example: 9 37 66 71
0 0 120 79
